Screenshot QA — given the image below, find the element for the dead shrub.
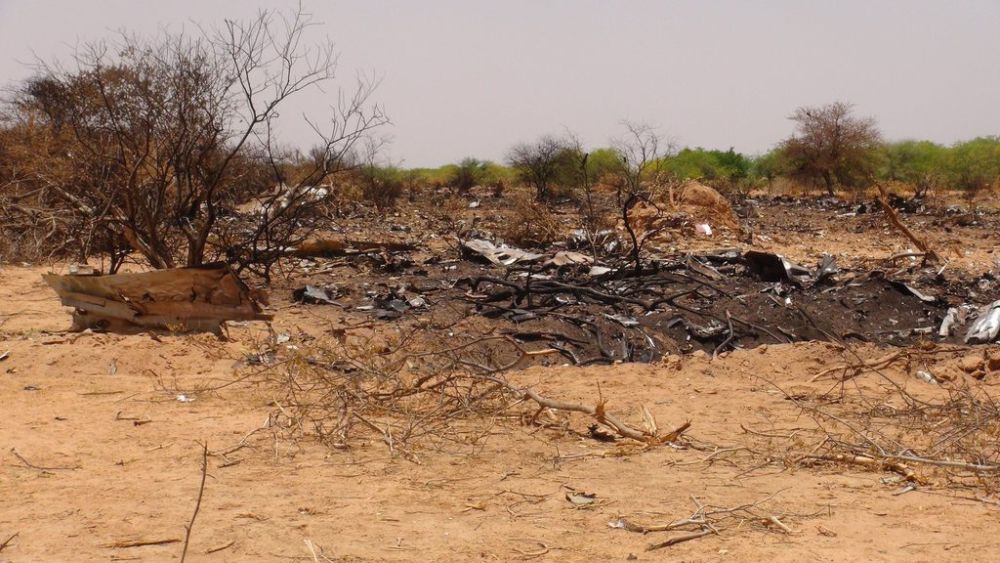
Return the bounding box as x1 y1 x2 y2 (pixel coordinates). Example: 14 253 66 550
360 166 404 211
0 7 386 271
714 348 1000 495
243 332 671 461
429 194 469 235
498 191 563 247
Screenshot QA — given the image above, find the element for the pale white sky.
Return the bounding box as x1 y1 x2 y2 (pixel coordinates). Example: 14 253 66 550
1 0 997 167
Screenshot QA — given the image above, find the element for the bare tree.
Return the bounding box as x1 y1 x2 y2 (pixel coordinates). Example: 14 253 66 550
610 122 674 274
505 134 574 201
779 101 881 196
613 121 674 206
220 84 387 282
3 6 387 273
563 133 603 260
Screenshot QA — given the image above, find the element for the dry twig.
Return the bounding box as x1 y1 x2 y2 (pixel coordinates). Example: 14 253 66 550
180 442 209 563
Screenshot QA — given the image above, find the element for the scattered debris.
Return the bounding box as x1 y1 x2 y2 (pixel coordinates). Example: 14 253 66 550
291 237 416 258
743 250 812 285
293 285 339 305
546 251 594 267
565 491 597 507
889 281 937 303
461 238 543 267
814 253 839 284
603 313 640 328
939 308 960 337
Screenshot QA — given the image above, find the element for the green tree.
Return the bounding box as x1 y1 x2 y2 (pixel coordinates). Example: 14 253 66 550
750 149 788 186
880 140 947 197
584 147 623 180
449 157 488 194
945 137 1000 194
663 147 751 186
778 101 882 196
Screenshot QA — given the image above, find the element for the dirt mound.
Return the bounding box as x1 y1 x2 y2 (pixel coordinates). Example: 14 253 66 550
622 182 740 242
671 180 740 229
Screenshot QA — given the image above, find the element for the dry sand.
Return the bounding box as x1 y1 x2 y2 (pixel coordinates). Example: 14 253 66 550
3 263 1000 562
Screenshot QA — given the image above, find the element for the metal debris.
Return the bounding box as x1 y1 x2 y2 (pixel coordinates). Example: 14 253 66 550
965 300 1000 344
293 285 339 305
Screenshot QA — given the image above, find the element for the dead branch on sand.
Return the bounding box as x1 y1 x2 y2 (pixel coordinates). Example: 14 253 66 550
180 442 209 563
9 448 80 472
102 538 181 549
238 331 688 459
757 358 1000 491
0 532 18 554
610 492 816 551
876 184 940 264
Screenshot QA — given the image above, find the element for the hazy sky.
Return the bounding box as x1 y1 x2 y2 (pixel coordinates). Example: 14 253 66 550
1 0 997 167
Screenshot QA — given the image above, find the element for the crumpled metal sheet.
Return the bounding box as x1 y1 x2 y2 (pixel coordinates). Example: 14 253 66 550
462 239 543 267
965 300 1000 344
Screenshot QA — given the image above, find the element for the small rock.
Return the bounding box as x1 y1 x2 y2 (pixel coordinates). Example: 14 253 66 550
663 355 682 370
934 369 957 382
960 353 984 373
987 349 1000 371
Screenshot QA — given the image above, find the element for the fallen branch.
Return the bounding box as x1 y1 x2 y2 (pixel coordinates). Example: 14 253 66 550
0 532 18 553
876 184 940 263
103 538 181 548
800 453 924 484
512 541 549 560
808 350 906 382
511 382 689 444
519 386 650 442
612 490 806 550
646 529 713 550
205 540 235 554
10 448 79 471
180 442 209 563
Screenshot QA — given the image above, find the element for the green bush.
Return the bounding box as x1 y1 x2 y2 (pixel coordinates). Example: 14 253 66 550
584 147 623 180
664 147 749 183
879 140 947 196
944 136 1000 193
449 158 488 194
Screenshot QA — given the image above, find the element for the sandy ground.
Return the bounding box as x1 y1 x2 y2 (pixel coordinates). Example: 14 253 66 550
3 259 1000 562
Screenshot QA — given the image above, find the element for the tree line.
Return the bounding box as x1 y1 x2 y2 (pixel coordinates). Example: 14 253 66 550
407 103 999 202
